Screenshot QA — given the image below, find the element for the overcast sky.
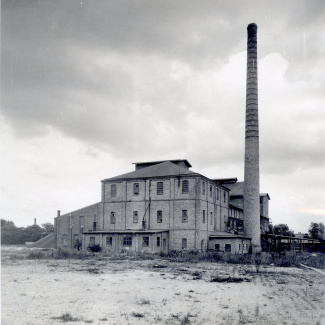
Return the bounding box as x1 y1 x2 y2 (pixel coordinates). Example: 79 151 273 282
1 0 324 233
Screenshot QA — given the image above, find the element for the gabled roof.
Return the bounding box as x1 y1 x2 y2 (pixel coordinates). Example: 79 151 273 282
102 161 196 181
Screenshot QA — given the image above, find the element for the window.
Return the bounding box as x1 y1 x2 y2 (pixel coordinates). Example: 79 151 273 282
110 212 116 224
157 237 161 247
106 237 112 246
93 222 97 231
89 237 95 245
111 184 116 197
260 196 263 204
133 183 139 195
217 188 219 200
225 244 231 252
62 234 68 246
210 185 212 198
239 244 241 251
210 212 213 225
157 182 163 195
182 210 188 223
133 211 138 223
163 238 167 248
202 210 205 224
80 216 85 228
157 210 162 223
182 238 187 250
182 180 189 193
202 181 205 195
224 191 226 202
215 244 220 251
142 236 149 247
123 236 132 246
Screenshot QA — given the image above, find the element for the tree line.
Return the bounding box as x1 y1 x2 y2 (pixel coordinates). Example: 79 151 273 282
1 219 54 245
268 222 324 240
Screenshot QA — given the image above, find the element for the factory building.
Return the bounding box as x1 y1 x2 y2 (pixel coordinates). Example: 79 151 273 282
54 23 270 254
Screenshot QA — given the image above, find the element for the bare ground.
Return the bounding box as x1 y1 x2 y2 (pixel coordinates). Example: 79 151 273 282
1 247 324 325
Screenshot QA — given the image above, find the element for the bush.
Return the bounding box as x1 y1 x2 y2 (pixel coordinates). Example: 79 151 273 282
87 244 102 253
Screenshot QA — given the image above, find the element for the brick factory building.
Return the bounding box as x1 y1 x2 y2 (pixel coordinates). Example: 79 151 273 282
54 23 270 254
54 159 270 254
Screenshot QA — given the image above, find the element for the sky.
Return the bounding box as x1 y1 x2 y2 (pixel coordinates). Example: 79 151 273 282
1 0 324 233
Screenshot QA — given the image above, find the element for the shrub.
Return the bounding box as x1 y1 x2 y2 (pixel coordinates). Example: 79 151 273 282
87 244 102 253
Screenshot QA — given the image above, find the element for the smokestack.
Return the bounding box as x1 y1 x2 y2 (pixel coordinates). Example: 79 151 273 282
57 210 61 218
243 23 261 253
34 218 36 225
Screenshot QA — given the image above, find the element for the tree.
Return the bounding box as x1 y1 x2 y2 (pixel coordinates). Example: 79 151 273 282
308 222 324 240
41 222 54 234
273 224 295 237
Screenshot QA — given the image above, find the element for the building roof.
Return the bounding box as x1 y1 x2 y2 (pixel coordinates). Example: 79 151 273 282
213 177 238 184
209 231 251 239
103 161 196 181
133 159 192 168
225 182 270 199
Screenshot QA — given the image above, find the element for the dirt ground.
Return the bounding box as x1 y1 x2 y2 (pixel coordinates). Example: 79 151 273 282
1 246 324 325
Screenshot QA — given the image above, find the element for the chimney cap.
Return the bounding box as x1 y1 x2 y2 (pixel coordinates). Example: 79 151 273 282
247 23 258 30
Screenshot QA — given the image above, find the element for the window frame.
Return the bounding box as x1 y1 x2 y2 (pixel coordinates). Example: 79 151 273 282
110 212 116 224
111 184 117 197
123 236 132 246
182 180 189 194
142 236 149 247
182 210 188 223
202 210 205 224
182 238 187 250
157 182 163 195
133 211 138 223
133 183 139 195
157 210 162 223
106 236 112 246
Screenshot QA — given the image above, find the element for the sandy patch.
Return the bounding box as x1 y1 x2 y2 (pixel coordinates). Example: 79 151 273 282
1 251 324 325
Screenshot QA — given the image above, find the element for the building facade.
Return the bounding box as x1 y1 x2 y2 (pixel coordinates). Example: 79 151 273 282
55 159 270 254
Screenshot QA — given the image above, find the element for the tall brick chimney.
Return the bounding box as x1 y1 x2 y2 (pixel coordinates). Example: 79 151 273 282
243 23 261 253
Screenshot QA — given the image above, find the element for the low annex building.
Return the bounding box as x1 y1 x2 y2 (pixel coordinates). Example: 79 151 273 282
54 159 270 254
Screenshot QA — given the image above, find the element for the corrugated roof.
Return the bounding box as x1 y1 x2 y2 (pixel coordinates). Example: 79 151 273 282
103 161 196 181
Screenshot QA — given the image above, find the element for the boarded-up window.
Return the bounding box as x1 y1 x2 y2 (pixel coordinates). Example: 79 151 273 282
157 182 163 195
123 236 132 246
182 238 187 250
111 184 117 197
89 237 95 245
134 183 139 195
106 237 112 246
142 236 149 247
182 180 189 193
157 210 162 223
215 244 220 251
182 210 188 223
110 212 116 224
210 212 213 225
133 211 138 223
